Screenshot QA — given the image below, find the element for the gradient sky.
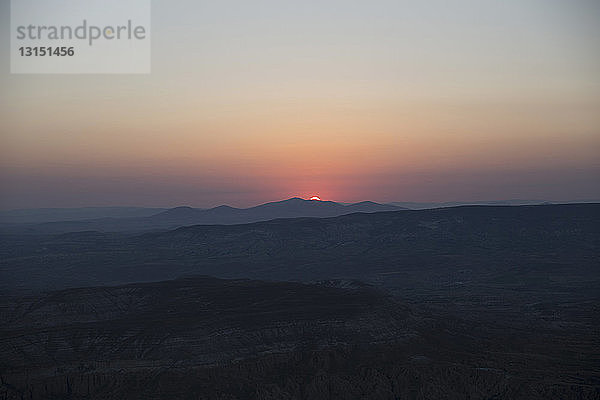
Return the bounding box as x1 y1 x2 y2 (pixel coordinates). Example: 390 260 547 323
1 0 599 208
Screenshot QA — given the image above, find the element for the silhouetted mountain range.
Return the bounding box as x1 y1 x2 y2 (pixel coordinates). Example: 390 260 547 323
6 199 599 233
153 198 401 223
0 198 404 234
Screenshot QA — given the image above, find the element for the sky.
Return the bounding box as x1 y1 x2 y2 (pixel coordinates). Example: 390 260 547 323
1 0 599 208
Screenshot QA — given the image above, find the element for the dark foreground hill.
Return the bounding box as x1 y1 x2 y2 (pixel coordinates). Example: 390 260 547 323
1 276 598 400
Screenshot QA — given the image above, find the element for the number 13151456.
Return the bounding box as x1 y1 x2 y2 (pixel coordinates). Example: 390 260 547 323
19 47 74 56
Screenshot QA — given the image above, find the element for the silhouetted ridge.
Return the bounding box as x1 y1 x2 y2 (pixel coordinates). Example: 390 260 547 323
155 206 195 217
2 198 407 233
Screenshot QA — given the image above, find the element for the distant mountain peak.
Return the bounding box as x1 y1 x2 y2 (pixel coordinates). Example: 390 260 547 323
156 206 197 217
213 205 237 210
277 197 308 203
352 201 378 206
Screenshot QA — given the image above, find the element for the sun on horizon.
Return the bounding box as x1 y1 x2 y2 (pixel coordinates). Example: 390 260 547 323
309 196 321 201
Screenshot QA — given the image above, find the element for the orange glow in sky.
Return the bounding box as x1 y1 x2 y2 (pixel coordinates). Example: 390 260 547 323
0 1 599 209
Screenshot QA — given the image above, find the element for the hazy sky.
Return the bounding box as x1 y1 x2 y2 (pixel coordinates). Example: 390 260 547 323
1 0 599 208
